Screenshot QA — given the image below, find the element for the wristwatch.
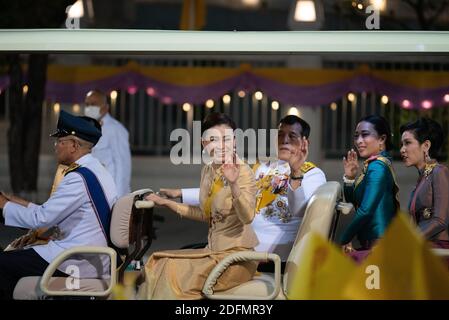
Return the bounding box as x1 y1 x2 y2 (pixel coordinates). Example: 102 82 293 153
290 171 304 180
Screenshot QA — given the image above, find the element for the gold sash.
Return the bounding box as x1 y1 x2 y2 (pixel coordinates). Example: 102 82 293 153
251 161 261 174
255 161 316 213
255 177 278 213
203 168 225 218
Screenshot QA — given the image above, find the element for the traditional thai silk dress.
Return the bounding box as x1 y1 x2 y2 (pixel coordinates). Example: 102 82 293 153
251 160 326 261
339 151 400 249
408 162 449 248
141 160 258 299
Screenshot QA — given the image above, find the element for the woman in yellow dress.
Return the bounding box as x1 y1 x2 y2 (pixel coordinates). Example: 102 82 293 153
142 112 258 299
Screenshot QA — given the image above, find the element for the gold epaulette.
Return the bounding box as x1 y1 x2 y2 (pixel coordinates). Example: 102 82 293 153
300 161 316 174
64 163 80 176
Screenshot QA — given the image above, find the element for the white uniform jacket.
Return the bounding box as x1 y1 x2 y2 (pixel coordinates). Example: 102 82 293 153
3 154 118 278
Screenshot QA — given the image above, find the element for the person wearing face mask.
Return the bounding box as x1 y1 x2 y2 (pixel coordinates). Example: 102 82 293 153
138 112 258 299
157 115 327 272
84 90 131 197
340 115 400 254
400 118 449 248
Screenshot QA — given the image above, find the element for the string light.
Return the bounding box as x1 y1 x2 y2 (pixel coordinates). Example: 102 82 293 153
381 95 389 104
146 87 156 96
110 90 118 100
287 107 300 117
402 99 411 109
222 94 231 104
162 97 172 104
421 100 433 110
254 91 263 101
182 103 192 112
205 99 214 109
127 86 137 95
347 93 356 102
271 101 279 110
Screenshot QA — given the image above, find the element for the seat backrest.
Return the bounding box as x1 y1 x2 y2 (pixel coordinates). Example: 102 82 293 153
110 189 155 283
282 181 341 296
110 194 135 249
110 189 154 250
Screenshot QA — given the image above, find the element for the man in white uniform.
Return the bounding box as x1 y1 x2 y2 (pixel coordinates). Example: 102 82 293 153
84 90 131 197
160 115 326 271
0 110 118 299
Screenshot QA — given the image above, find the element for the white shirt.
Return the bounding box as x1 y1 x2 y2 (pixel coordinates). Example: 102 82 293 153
3 154 118 278
253 161 326 261
92 113 131 197
181 160 327 261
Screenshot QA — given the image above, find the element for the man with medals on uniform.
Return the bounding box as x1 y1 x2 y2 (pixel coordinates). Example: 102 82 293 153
159 115 327 272
0 110 118 299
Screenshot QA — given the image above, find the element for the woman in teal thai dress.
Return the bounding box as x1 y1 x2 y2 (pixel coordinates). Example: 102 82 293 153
339 115 400 253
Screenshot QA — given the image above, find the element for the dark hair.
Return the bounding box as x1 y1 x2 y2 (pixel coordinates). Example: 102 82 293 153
279 115 311 138
202 112 236 135
359 115 393 151
400 118 444 158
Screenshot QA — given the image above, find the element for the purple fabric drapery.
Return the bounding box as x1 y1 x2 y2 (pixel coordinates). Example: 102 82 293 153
2 72 449 109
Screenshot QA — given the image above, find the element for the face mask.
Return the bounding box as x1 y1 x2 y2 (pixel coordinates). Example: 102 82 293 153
84 105 101 120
